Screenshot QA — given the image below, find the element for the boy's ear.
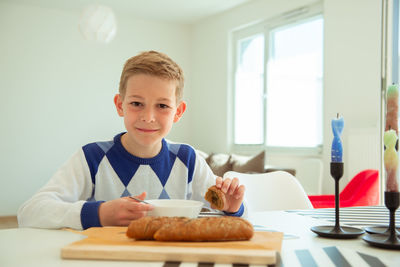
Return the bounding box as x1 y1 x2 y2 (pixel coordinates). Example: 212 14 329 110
114 94 124 117
174 101 186 123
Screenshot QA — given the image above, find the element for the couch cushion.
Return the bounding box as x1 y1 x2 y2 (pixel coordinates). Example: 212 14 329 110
231 151 265 173
196 149 266 176
205 153 233 177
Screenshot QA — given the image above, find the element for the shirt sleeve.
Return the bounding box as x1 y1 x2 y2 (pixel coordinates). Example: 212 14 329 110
190 152 216 207
17 149 94 230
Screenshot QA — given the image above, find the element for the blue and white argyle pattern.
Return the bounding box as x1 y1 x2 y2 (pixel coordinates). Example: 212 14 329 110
80 133 196 229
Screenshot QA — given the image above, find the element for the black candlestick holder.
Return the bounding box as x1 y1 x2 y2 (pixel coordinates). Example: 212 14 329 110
363 191 400 249
365 225 400 235
311 162 365 238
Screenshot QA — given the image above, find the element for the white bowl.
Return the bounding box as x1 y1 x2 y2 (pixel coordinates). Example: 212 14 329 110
146 199 203 218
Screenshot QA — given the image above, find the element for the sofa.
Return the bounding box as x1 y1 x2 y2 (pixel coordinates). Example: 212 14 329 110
197 150 296 177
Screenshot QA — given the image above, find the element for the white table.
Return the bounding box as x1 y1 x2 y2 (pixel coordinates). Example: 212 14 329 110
249 209 400 266
1 210 399 267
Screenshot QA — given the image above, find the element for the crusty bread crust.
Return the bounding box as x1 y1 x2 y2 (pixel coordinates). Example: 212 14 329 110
126 216 254 241
126 216 189 240
204 185 226 210
154 216 253 241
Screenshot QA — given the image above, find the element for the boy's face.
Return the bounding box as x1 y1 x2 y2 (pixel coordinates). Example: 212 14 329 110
114 74 186 157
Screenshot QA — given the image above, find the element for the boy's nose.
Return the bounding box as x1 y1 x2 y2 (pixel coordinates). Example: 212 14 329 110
141 108 155 123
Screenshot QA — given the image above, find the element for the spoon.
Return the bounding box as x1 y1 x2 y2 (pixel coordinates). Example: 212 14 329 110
129 196 150 205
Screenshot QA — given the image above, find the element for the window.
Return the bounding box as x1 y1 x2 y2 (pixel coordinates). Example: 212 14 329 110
234 34 265 144
232 5 323 152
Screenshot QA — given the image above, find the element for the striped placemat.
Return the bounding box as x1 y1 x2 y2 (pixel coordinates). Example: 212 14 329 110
161 246 388 266
286 206 400 228
285 246 388 267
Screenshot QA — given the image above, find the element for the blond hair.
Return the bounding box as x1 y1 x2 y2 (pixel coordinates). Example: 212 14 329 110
119 51 184 102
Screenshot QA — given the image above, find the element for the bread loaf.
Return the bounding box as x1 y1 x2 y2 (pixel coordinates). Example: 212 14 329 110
154 216 253 241
204 185 226 210
126 216 254 241
126 216 189 240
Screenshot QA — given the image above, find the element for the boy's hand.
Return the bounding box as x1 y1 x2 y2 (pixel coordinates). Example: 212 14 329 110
98 192 154 226
214 177 245 213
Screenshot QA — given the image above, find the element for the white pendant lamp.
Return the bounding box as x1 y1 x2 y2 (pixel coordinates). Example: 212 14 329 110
79 5 117 43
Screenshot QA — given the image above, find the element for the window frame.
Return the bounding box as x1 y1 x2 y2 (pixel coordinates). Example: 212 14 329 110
230 3 324 156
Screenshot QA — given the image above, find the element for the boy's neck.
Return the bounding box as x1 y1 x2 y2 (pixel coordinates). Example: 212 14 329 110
120 133 162 158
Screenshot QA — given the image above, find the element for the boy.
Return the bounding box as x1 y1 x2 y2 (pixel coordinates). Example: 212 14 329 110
18 51 246 230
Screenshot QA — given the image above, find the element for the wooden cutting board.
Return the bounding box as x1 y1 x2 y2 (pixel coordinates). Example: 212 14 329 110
61 227 283 264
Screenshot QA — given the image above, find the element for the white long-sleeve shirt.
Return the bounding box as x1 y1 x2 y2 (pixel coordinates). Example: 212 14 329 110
18 133 245 229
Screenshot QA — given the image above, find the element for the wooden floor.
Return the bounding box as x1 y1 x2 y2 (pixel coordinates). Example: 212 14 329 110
0 216 18 229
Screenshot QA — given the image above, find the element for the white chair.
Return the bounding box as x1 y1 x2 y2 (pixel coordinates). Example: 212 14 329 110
223 171 313 212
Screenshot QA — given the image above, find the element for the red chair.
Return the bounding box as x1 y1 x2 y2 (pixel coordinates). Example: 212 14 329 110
308 169 379 208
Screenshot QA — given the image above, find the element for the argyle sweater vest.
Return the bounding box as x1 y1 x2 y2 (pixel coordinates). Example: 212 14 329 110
80 133 206 228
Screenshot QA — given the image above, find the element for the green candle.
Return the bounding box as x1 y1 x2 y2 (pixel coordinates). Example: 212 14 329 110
384 129 399 192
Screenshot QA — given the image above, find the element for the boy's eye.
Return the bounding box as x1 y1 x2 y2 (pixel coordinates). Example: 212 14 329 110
130 102 142 107
158 104 170 109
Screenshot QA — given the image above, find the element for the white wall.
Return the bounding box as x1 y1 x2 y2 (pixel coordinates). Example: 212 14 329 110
190 0 382 194
322 0 381 192
0 2 192 215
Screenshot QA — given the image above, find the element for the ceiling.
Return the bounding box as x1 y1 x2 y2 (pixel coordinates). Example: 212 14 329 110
2 0 252 24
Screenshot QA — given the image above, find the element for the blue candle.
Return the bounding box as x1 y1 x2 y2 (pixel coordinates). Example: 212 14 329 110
331 115 344 162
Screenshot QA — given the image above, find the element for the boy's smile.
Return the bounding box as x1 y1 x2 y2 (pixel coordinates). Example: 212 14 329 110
114 74 186 158
136 128 158 133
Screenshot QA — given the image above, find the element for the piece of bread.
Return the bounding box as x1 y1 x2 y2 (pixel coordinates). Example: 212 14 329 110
154 216 254 241
126 216 254 242
204 185 226 210
126 216 189 240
